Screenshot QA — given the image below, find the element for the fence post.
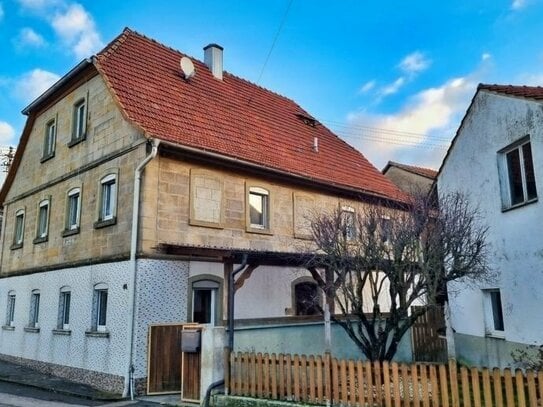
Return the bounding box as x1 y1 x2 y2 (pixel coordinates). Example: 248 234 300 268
448 359 460 407
324 352 332 404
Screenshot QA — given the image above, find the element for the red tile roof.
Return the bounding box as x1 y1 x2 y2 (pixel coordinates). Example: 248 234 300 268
478 84 543 100
94 28 404 202
383 161 437 180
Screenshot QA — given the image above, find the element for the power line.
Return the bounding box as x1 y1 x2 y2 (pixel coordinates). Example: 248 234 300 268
322 120 452 143
248 0 294 105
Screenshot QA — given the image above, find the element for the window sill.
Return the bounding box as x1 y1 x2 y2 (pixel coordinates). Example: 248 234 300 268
10 243 23 250
485 332 505 340
502 197 538 213
1 325 15 331
24 327 40 333
246 226 273 236
189 219 224 229
40 153 55 163
52 329 72 336
62 228 80 237
85 330 110 338
67 135 86 148
33 236 48 244
93 218 116 229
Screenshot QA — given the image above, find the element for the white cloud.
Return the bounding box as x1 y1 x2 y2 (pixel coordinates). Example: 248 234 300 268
399 51 431 75
481 53 492 61
16 27 46 48
380 77 406 97
0 3 4 21
13 69 60 103
0 121 16 145
511 0 526 10
359 80 376 94
346 73 480 169
51 3 103 59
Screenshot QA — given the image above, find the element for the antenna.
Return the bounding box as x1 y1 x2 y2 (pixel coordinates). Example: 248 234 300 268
180 57 196 81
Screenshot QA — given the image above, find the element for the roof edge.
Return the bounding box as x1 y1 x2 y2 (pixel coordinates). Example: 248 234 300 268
22 58 93 115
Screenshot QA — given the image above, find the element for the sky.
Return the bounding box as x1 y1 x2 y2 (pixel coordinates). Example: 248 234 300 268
1 0 543 174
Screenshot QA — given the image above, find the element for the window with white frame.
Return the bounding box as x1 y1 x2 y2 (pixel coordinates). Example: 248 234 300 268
92 284 108 332
499 138 537 208
57 286 71 330
341 206 356 240
99 174 117 222
66 188 81 231
36 199 50 240
5 291 15 327
482 289 505 337
13 209 25 247
380 216 392 243
28 290 40 328
191 280 219 325
72 99 86 142
248 186 270 230
43 119 56 159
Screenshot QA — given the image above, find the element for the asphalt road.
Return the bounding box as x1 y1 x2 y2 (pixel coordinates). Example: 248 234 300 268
0 381 164 407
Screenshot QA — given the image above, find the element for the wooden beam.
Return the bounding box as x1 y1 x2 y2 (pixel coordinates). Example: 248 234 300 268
234 264 259 292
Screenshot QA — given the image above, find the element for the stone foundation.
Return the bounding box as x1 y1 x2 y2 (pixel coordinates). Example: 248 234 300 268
0 353 125 394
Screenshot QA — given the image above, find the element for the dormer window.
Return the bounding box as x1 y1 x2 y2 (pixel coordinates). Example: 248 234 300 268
69 99 86 146
42 118 56 161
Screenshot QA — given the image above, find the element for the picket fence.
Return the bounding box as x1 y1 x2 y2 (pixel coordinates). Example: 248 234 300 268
227 352 543 407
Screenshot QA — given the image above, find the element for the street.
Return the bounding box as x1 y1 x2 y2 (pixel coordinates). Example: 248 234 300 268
0 381 163 407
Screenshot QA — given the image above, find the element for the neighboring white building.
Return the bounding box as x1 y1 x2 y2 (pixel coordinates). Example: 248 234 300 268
438 84 542 368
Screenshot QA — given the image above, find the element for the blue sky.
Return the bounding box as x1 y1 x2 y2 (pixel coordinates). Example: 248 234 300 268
1 0 543 171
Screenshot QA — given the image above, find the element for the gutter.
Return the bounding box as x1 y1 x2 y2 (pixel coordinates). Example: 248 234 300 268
22 58 93 115
123 139 161 399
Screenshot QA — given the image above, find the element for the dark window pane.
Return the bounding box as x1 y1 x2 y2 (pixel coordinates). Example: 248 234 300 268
490 291 504 331
63 292 71 325
193 289 212 323
295 282 320 316
523 143 537 200
98 290 107 326
507 149 524 205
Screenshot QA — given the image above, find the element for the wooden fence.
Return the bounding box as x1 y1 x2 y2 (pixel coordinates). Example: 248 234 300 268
227 352 543 407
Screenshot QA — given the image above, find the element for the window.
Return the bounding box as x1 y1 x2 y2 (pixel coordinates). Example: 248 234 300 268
294 280 321 316
57 287 71 330
380 216 392 242
35 199 50 241
28 290 40 329
341 207 356 240
5 292 15 327
71 99 86 143
482 289 505 337
499 138 537 208
192 280 220 325
66 188 81 231
92 284 108 332
43 119 56 160
248 186 270 230
13 209 25 248
99 174 116 222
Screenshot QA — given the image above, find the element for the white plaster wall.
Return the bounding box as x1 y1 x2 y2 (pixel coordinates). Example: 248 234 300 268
439 91 543 345
0 261 131 376
133 259 189 378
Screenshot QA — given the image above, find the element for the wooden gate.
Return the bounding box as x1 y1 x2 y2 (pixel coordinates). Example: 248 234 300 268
147 324 184 394
181 325 203 402
411 305 448 362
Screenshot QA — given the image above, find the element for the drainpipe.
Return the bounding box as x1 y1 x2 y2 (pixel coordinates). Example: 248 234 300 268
228 254 248 351
123 139 161 399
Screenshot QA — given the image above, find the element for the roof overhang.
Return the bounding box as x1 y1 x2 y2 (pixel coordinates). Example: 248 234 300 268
22 58 93 115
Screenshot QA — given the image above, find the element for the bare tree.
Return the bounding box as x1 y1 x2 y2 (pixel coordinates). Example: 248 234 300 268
305 193 491 361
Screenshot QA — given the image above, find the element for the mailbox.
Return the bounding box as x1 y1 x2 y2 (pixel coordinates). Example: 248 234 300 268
181 329 201 353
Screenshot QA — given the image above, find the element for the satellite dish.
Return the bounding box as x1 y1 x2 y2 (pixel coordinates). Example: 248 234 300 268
180 56 195 80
